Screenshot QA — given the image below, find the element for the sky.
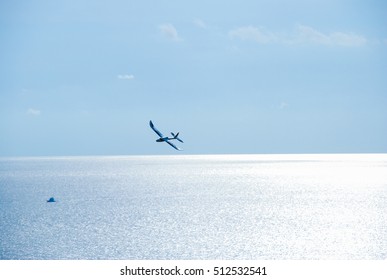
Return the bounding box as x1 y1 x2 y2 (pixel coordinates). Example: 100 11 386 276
1 0 386 156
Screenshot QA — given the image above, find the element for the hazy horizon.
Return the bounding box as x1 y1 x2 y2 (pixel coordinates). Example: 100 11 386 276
1 152 386 160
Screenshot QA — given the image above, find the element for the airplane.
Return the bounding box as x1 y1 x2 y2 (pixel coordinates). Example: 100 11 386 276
149 120 184 151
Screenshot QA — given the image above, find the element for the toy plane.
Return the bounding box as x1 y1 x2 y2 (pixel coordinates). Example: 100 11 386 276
149 120 184 151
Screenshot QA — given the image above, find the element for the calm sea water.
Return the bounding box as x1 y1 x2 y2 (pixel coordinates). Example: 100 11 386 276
0 154 386 260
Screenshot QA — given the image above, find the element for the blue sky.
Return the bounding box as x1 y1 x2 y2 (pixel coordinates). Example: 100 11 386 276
1 0 386 156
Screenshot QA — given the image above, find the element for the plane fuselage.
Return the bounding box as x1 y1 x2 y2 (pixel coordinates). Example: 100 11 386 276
156 137 173 142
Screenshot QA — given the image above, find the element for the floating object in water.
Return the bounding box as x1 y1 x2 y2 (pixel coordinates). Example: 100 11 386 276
47 197 56 203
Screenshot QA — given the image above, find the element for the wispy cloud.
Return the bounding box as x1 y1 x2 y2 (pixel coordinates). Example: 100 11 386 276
118 74 135 80
279 102 289 110
193 18 207 29
295 25 367 46
229 26 276 44
229 25 367 47
27 108 41 116
158 23 182 41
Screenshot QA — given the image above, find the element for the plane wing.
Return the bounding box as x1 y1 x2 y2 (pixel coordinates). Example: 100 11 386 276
149 120 164 137
165 140 182 151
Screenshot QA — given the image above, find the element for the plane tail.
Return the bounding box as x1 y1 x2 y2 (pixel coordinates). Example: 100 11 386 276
171 132 184 143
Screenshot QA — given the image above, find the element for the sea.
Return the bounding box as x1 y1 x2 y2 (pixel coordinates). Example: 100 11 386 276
0 154 386 260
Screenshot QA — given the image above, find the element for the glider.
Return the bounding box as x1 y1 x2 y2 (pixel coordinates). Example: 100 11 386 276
149 120 184 151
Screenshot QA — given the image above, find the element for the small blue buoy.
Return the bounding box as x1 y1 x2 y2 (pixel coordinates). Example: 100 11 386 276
47 197 56 203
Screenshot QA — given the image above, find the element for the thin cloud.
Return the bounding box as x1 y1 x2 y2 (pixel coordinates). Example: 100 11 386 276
193 18 207 29
294 25 331 45
158 23 182 41
279 102 289 110
229 26 276 44
229 24 367 47
295 25 367 46
27 108 41 116
118 74 135 80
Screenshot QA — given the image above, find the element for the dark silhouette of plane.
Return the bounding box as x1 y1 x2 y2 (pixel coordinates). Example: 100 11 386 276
149 120 183 151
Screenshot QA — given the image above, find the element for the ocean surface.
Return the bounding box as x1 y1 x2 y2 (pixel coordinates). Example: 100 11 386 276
0 154 386 260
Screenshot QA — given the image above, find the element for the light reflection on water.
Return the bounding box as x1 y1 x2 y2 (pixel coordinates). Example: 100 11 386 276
0 154 386 259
